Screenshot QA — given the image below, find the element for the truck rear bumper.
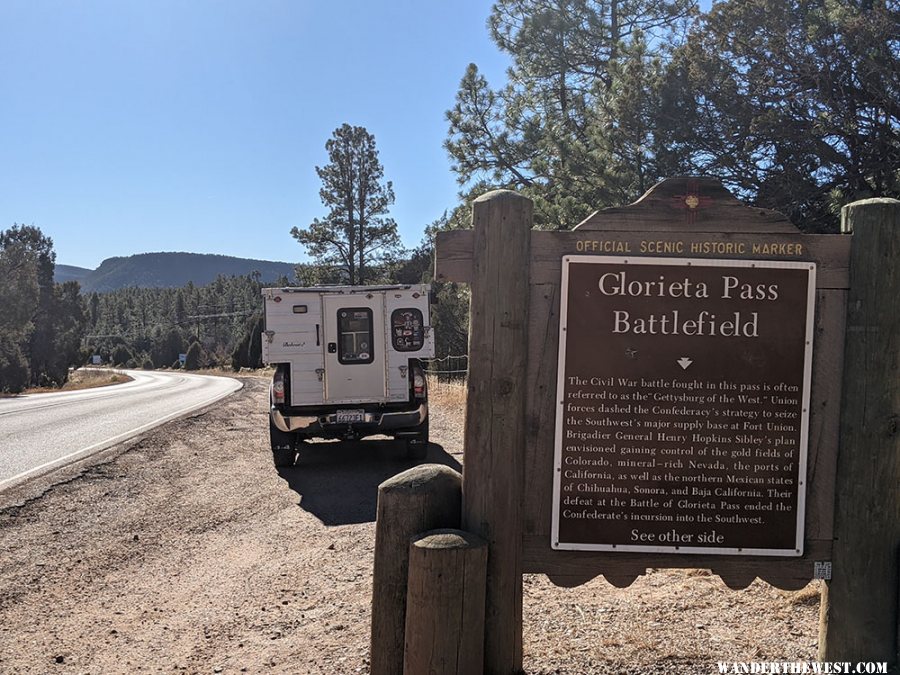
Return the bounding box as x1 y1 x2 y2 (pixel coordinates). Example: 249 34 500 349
271 403 427 436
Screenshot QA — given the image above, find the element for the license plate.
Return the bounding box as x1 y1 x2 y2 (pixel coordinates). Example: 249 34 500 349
336 409 365 424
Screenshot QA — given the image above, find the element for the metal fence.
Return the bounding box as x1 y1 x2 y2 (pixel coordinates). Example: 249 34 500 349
424 354 469 407
423 354 468 380
423 354 468 397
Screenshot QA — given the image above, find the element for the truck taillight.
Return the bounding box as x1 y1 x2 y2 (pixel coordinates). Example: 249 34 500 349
413 370 426 399
273 372 285 405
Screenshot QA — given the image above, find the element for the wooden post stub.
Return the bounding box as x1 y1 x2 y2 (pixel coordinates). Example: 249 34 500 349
371 464 462 675
403 529 488 675
819 198 900 667
463 189 531 673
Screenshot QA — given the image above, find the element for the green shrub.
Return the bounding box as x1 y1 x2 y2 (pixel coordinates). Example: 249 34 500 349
0 335 31 393
112 344 134 367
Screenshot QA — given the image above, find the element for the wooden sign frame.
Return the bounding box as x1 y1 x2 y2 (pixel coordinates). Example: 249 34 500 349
438 178 849 590
431 177 898 674
435 177 861 672
370 179 896 675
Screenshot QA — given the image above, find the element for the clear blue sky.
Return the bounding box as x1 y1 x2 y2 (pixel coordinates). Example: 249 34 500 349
0 1 510 269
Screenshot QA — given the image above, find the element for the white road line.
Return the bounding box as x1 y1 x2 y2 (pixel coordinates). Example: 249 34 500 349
0 377 242 493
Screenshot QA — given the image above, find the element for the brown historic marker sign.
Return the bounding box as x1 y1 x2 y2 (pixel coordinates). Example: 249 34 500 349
552 256 816 556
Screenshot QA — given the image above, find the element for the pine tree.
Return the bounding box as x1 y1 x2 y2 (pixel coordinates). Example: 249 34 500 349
184 341 202 371
0 225 56 384
291 124 402 284
660 0 900 231
0 237 37 392
445 0 695 228
0 225 87 387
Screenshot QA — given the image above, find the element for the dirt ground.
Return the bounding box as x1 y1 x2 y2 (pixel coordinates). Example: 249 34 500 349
0 377 822 674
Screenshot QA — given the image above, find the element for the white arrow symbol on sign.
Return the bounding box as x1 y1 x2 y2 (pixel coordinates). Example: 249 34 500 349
677 357 693 370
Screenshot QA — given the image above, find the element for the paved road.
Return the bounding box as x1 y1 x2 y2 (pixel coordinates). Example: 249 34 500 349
0 370 242 490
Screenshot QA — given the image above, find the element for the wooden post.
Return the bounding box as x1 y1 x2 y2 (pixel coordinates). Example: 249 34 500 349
463 190 531 673
371 465 462 675
403 530 488 675
819 198 900 666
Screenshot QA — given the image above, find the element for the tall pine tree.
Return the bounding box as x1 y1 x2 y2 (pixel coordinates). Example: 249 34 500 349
445 0 695 228
0 225 87 388
291 124 402 284
0 231 39 392
661 0 900 231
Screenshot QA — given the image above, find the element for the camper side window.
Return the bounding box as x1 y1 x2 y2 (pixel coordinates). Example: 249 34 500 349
391 308 424 352
337 308 374 365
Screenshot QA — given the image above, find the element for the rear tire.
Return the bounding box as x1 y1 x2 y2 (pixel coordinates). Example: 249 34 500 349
270 419 296 467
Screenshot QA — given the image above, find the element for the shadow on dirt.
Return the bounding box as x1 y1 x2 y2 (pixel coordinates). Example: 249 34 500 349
275 440 461 526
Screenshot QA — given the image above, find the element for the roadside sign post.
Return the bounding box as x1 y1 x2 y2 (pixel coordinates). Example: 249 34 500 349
818 199 900 663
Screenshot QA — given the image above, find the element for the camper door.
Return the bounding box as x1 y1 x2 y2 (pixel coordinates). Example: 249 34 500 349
322 295 387 403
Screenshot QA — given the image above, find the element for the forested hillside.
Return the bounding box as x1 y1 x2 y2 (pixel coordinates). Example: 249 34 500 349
82 258 468 373
54 264 91 285
57 252 298 293
84 274 288 372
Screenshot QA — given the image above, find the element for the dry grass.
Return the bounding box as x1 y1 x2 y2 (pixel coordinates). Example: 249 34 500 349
191 366 258 377
151 366 272 379
427 375 467 414
784 581 822 606
427 375 467 459
686 568 713 577
191 366 273 379
23 368 133 395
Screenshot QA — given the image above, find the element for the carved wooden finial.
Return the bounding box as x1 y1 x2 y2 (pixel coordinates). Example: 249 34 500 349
574 176 797 233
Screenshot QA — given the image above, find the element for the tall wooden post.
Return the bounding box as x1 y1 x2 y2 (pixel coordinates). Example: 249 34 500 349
819 198 900 666
463 190 531 673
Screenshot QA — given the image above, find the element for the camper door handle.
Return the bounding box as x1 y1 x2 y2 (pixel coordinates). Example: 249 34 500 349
316 324 320 346
327 342 337 354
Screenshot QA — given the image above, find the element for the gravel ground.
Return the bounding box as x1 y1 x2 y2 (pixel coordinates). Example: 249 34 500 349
0 376 823 674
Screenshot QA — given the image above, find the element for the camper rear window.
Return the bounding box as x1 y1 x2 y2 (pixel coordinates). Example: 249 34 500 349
338 308 374 364
391 308 424 352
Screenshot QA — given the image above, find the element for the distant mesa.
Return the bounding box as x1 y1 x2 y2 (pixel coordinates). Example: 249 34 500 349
54 264 92 284
53 252 297 293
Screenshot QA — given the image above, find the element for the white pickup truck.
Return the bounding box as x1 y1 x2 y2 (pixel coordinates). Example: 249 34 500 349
261 284 435 466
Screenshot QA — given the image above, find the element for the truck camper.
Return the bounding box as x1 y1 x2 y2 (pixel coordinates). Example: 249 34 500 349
261 284 434 466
